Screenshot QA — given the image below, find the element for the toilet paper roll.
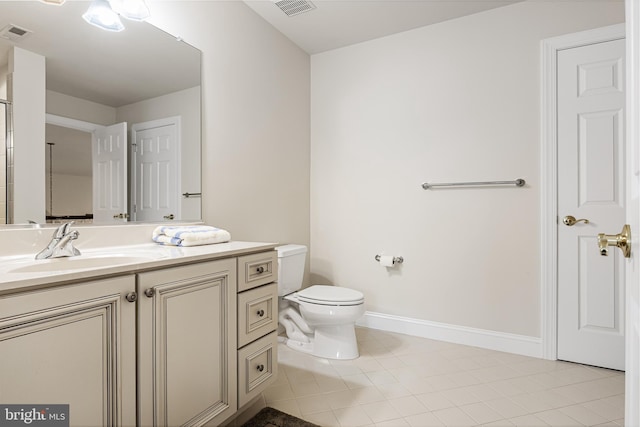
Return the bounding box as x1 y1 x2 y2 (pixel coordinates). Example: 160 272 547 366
378 255 395 267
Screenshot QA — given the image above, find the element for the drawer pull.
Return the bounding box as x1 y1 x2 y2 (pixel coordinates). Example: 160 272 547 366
256 364 265 372
125 292 138 303
144 288 155 298
257 309 265 317
256 266 265 274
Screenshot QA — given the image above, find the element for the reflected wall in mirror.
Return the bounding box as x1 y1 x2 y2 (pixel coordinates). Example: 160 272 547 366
0 1 202 225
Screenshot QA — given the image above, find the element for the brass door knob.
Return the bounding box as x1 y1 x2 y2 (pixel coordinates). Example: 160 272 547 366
563 215 590 226
598 224 631 258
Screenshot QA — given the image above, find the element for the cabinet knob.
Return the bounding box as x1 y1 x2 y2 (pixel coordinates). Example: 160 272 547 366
125 292 138 303
257 309 265 317
144 288 155 298
256 364 265 372
256 266 265 274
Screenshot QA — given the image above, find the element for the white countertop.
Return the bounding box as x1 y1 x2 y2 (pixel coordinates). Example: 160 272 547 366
0 241 277 295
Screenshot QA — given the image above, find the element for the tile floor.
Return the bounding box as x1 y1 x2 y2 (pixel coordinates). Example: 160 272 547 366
263 328 625 427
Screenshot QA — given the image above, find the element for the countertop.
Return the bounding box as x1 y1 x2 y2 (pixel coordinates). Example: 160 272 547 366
0 241 277 295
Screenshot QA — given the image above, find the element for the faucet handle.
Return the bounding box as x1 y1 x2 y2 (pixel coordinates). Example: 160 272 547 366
53 221 75 238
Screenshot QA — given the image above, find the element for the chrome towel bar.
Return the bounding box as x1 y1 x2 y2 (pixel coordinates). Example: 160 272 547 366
421 178 525 190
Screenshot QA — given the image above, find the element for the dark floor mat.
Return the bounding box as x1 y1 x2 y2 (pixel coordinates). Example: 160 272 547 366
241 407 320 427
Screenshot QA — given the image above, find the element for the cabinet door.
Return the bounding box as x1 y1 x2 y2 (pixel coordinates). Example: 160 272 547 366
138 259 237 427
0 276 137 427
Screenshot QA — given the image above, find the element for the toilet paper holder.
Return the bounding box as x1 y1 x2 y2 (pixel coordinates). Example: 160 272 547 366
375 255 404 265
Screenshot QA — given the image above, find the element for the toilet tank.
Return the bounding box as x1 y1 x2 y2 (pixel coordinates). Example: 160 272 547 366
275 244 307 296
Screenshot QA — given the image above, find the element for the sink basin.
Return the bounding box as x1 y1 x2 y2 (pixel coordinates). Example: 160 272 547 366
8 255 157 274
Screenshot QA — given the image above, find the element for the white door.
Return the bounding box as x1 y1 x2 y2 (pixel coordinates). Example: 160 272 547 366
557 38 626 370
131 117 180 222
92 122 127 222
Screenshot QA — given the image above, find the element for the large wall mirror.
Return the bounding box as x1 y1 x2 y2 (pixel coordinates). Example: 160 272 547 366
0 1 201 225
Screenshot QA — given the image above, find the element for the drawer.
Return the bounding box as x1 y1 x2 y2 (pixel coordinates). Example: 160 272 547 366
238 283 278 348
238 331 278 407
238 251 278 292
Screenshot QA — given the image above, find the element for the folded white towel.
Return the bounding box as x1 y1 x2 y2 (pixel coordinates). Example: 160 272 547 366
152 225 231 247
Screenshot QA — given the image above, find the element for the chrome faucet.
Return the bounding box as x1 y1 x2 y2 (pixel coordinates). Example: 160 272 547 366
35 222 81 260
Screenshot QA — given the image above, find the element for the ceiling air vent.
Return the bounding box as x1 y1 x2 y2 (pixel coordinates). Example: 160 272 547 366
274 0 316 17
0 24 33 42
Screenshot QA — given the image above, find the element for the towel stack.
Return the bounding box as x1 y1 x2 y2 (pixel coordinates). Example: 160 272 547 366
152 225 231 247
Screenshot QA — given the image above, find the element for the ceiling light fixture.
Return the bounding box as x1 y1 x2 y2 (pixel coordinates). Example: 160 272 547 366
109 0 151 22
82 0 125 32
40 0 66 5
82 0 151 32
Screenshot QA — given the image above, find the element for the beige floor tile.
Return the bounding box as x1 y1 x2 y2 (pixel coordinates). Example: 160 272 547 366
387 396 428 417
296 394 333 415
268 329 626 427
441 386 483 406
343 373 375 389
582 398 625 421
325 389 361 409
305 410 341 427
375 382 412 399
415 391 456 411
558 404 608 426
404 412 445 427
484 397 530 419
352 386 387 405
375 418 410 427
459 401 504 425
507 414 551 426
360 401 402 423
268 399 302 418
482 420 515 426
316 375 350 393
432 406 477 427
291 380 323 397
366 370 399 386
263 383 295 403
535 409 585 426
333 406 374 427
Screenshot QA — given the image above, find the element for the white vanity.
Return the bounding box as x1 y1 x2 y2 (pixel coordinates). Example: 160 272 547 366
0 228 279 427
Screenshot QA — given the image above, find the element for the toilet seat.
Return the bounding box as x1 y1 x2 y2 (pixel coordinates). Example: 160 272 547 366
296 285 364 306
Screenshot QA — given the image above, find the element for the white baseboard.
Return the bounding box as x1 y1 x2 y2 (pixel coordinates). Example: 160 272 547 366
356 311 543 359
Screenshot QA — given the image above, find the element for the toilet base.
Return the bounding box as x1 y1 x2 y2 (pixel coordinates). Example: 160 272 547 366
284 323 360 360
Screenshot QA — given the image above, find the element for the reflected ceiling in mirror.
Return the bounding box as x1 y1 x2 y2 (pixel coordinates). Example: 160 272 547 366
0 1 200 108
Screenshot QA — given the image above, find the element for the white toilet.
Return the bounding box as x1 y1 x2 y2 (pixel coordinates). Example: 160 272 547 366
276 244 365 360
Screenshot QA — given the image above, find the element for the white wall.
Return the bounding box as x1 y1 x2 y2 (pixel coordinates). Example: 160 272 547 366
46 90 116 126
9 47 45 224
311 1 624 340
46 174 92 217
148 1 311 265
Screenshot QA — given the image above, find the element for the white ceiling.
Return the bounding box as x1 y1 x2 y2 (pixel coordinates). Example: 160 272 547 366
242 0 524 54
0 1 524 106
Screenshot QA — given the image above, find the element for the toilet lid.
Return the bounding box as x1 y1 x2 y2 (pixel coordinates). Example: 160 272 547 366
297 285 364 305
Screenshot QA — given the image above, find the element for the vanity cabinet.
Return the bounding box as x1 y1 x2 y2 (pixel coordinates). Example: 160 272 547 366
236 252 278 407
0 276 137 426
137 258 237 427
0 245 278 427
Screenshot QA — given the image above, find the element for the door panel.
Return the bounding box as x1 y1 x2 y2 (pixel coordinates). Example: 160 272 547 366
0 277 136 427
557 38 626 370
132 118 180 222
137 259 237 427
92 122 128 222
